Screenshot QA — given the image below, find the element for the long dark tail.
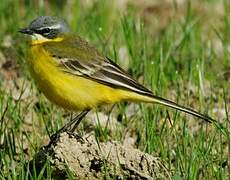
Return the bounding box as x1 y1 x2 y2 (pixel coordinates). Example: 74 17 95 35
131 92 215 123
149 94 215 123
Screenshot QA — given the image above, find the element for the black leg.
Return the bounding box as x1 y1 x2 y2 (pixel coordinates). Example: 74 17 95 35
69 109 90 133
59 109 90 133
49 109 90 143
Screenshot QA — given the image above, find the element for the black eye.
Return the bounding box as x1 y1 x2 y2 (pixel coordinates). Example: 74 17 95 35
41 28 51 34
37 28 51 34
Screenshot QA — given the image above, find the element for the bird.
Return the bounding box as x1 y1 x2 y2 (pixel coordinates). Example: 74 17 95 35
19 16 214 135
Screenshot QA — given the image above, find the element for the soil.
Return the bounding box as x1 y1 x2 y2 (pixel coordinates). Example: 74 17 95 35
33 132 171 179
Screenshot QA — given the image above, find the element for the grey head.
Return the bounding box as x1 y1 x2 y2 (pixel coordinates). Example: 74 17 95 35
19 16 70 39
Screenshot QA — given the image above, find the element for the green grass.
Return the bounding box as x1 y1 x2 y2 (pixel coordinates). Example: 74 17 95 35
0 0 229 179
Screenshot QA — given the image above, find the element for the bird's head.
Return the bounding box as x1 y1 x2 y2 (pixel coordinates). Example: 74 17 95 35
19 16 70 44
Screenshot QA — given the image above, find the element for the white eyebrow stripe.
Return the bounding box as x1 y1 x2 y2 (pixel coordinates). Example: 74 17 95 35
47 24 62 29
37 24 62 31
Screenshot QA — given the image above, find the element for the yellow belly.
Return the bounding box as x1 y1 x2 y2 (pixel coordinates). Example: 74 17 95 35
29 45 154 111
29 45 124 111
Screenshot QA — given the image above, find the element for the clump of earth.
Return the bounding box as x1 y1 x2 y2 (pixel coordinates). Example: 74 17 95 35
33 132 171 179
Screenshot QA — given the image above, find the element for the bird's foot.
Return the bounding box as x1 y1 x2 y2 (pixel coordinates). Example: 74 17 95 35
47 109 90 147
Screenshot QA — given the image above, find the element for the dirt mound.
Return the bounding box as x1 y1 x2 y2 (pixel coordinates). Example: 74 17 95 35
33 132 171 179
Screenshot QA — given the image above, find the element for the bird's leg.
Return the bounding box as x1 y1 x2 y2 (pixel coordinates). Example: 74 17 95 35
69 109 90 133
49 109 90 144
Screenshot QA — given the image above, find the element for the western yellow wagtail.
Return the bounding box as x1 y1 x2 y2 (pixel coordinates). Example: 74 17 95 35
19 16 214 134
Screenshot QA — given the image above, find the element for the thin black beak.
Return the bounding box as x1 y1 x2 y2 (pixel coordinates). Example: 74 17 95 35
18 28 33 35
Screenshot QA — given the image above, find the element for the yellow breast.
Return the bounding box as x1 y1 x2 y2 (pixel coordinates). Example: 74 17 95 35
29 45 129 111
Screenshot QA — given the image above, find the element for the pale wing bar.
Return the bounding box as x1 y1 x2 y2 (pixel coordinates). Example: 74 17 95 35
59 57 153 97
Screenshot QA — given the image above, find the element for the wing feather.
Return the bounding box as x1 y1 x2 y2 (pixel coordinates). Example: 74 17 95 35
58 57 153 97
43 36 153 97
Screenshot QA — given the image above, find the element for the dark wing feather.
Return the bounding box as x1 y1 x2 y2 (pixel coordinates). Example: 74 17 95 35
60 56 153 97
43 34 153 97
